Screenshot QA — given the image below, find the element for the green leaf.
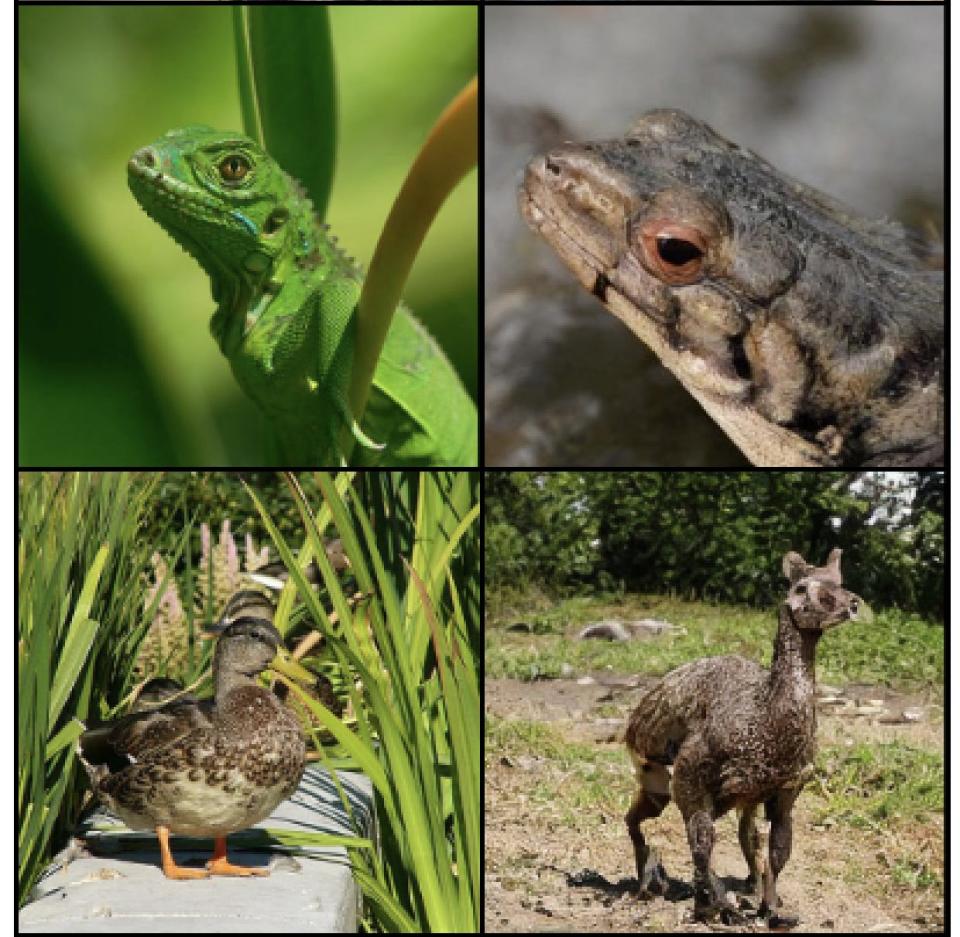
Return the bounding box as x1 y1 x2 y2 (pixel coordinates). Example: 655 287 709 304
48 544 109 733
345 78 477 457
233 5 337 219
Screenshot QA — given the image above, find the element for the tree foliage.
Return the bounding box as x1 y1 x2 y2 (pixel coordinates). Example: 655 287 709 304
485 472 943 620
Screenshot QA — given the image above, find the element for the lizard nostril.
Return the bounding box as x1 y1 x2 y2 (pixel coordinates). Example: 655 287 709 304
131 147 158 170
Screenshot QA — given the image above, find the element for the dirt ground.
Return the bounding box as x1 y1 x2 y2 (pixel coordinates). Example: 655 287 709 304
484 676 944 933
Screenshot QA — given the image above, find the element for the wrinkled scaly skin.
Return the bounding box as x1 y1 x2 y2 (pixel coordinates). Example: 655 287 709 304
129 126 477 466
519 109 943 467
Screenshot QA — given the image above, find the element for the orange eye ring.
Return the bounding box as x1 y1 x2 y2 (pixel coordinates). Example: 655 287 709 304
638 221 708 285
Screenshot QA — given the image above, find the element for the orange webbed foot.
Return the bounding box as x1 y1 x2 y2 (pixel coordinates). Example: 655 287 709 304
205 835 269 877
205 857 269 877
157 825 210 880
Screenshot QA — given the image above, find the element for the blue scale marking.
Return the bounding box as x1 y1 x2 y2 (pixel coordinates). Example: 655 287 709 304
231 211 259 236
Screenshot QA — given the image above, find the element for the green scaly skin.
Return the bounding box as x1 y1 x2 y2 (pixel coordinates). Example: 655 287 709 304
128 126 477 466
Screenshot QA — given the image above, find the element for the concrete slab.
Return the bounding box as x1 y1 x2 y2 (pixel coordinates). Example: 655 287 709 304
20 765 374 933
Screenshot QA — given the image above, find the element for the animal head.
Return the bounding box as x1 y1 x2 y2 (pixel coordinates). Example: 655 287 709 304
216 589 277 630
128 127 303 279
781 550 860 631
213 616 284 677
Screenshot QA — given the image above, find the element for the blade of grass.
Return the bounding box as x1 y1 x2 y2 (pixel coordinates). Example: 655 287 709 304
233 5 337 218
343 78 478 458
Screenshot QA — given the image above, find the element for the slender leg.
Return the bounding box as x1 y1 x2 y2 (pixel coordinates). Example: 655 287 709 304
738 805 761 893
761 791 800 928
674 740 741 923
206 836 269 877
625 789 669 894
685 808 738 921
157 825 209 880
625 760 671 895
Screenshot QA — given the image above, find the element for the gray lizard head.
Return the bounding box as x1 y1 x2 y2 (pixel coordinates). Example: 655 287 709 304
519 109 943 466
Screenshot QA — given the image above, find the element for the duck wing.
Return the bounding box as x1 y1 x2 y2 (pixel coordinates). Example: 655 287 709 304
80 699 215 773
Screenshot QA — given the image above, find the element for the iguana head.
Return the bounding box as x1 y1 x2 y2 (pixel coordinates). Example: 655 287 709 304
128 126 314 352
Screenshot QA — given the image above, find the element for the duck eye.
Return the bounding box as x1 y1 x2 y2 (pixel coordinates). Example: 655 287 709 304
219 154 251 182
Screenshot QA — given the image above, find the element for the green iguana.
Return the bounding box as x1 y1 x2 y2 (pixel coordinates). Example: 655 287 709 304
128 126 477 466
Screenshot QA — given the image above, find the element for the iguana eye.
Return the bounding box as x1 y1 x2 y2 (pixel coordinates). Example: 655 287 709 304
637 221 708 285
219 155 251 182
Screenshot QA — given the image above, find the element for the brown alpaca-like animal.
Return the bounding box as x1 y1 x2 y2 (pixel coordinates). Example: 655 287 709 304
624 551 861 927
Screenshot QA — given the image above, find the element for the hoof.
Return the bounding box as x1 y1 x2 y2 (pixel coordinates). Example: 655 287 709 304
693 902 747 926
637 854 669 897
721 906 748 926
767 911 800 930
694 874 747 926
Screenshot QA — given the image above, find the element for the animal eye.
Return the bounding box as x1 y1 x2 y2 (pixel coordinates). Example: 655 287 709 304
638 221 708 285
219 155 251 182
657 237 703 267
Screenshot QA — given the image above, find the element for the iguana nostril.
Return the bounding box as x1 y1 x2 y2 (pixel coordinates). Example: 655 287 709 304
134 148 157 168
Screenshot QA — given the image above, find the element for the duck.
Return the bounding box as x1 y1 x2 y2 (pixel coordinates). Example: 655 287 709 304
245 538 350 592
78 617 306 880
216 567 344 718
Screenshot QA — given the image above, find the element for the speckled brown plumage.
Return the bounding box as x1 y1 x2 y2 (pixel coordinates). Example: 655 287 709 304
216 585 344 718
624 551 861 927
79 618 305 879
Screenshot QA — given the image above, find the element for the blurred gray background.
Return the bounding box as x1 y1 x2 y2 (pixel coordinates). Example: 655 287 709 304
485 4 943 467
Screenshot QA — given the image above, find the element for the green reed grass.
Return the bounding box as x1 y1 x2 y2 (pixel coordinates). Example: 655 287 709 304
17 472 175 907
247 471 479 931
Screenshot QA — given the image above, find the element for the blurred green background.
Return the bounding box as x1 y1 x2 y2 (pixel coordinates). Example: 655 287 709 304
19 5 478 465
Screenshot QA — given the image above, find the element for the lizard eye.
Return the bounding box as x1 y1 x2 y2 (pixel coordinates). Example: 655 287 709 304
637 221 707 285
219 154 251 183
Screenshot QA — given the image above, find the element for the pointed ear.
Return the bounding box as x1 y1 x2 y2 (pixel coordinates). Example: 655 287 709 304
782 551 809 584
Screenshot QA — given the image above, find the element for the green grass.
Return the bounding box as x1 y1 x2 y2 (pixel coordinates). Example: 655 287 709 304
486 592 943 694
814 741 943 828
811 741 944 894
486 716 629 826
